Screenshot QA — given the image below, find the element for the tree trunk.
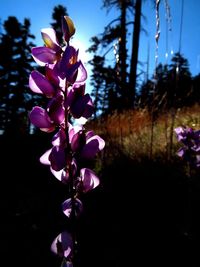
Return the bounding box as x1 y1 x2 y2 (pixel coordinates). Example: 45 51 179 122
119 0 127 108
129 0 142 108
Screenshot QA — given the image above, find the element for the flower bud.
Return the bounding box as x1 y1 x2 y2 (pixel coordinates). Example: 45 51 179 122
62 16 76 43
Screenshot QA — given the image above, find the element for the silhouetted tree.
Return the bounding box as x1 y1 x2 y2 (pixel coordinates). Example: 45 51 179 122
0 16 35 135
129 0 142 108
192 74 200 105
138 79 153 109
51 5 69 45
89 54 106 116
167 52 192 108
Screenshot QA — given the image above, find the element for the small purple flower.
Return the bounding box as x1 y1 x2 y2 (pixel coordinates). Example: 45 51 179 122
66 83 94 119
70 127 105 160
47 94 65 125
62 16 76 43
78 168 100 193
62 198 83 218
29 94 65 132
51 231 73 258
174 126 200 168
57 46 87 84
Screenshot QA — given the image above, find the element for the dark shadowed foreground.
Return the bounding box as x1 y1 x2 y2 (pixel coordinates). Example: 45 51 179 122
0 135 200 267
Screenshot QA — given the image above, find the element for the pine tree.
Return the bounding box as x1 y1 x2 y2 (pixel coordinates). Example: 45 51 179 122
0 16 35 135
168 52 192 108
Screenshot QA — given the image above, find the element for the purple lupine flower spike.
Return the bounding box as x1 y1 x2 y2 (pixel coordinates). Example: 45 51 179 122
28 15 105 266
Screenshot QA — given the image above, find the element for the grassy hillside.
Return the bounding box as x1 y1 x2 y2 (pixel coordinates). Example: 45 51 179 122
87 104 200 162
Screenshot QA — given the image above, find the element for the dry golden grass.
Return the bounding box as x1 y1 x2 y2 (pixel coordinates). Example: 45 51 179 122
87 104 200 161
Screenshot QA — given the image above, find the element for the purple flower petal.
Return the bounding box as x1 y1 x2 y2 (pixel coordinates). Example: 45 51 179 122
86 131 95 141
62 16 76 42
51 231 73 258
81 135 105 159
41 28 61 52
65 86 75 108
71 130 85 152
29 106 55 132
52 128 66 146
50 167 70 184
61 259 73 267
48 95 65 125
49 145 66 171
50 156 77 183
39 149 52 165
88 135 105 151
29 70 55 97
80 139 99 159
58 46 80 82
65 62 80 84
45 66 60 87
70 94 92 119
79 168 100 192
75 61 87 83
196 155 200 167
174 127 184 136
177 147 185 157
62 198 83 218
81 97 94 119
68 124 83 143
65 83 85 109
59 46 77 72
32 47 58 66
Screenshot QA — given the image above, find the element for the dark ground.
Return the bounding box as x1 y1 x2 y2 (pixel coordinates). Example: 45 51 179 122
1 134 200 267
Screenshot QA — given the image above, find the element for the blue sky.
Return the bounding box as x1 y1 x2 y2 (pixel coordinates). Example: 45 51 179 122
1 0 200 93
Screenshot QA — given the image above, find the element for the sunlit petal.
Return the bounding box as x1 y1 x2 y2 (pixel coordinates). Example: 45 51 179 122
41 28 61 52
68 124 82 143
29 70 55 97
81 135 105 159
29 106 55 132
50 167 70 184
75 61 87 83
62 16 76 42
39 148 52 165
49 145 66 171
32 47 58 66
87 135 105 151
